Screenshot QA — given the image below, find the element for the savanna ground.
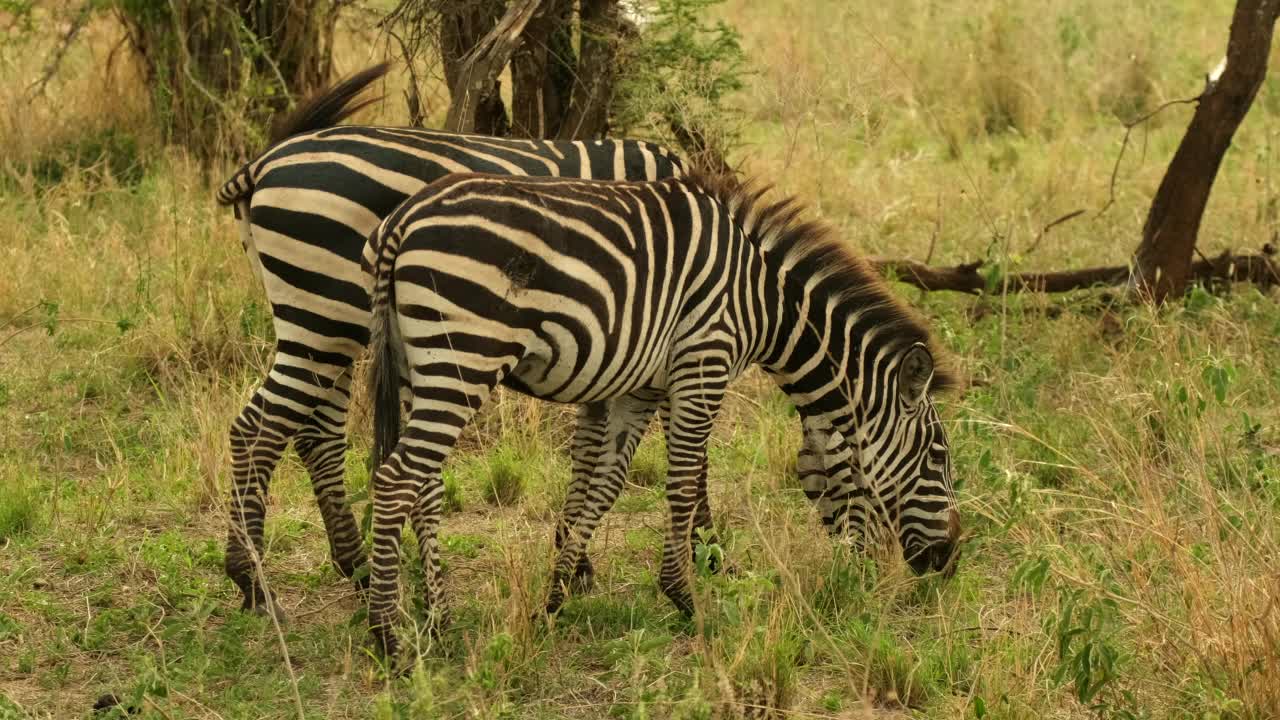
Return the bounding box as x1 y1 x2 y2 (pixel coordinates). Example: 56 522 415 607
2 1 1280 718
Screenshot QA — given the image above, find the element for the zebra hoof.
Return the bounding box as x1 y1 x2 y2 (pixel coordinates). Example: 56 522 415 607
242 594 288 625
659 579 695 618
350 567 371 597
669 595 694 618
569 566 595 594
367 623 399 662
542 594 565 618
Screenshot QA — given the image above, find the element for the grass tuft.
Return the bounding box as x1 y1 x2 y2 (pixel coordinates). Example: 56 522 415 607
0 473 40 542
481 445 527 507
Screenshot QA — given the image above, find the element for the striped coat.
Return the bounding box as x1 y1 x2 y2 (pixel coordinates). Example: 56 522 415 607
214 64 687 618
363 171 962 656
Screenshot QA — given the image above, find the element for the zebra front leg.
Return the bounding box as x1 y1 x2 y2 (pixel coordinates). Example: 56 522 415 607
798 415 885 551
225 394 291 619
660 399 723 575
546 394 660 614
294 379 367 593
658 374 726 616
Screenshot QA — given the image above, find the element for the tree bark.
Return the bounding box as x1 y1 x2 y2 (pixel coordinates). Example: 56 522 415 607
440 0 512 135
556 0 624 140
510 0 573 138
873 247 1279 295
444 0 544 134
1131 0 1280 302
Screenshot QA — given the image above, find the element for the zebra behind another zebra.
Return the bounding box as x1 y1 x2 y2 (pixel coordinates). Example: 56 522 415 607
213 63 860 621
214 63 692 619
364 171 962 657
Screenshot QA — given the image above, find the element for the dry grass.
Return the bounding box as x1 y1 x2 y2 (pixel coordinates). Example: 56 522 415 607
2 1 1280 718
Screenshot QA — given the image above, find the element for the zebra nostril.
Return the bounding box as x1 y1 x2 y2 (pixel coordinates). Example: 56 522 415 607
947 508 962 543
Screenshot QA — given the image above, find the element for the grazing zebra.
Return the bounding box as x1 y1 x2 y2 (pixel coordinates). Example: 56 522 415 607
213 63 695 618
216 63 864 621
363 171 962 656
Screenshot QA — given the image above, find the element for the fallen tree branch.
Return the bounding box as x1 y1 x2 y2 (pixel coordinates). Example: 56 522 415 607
872 246 1279 295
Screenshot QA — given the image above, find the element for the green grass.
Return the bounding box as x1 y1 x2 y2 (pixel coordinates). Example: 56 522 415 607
3 0 1280 718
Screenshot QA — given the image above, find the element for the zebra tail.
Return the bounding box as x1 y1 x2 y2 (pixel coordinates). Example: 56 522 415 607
267 61 393 146
368 227 405 469
215 61 393 210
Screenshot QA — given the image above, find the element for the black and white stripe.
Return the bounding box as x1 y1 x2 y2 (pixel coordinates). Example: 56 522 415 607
213 65 691 616
363 172 961 655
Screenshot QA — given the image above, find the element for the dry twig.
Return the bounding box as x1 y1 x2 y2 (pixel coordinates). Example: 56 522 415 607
1099 95 1204 217
25 1 94 101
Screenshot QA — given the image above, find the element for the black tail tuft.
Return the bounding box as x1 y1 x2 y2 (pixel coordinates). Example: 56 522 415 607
369 317 402 471
269 61 393 146
368 234 404 471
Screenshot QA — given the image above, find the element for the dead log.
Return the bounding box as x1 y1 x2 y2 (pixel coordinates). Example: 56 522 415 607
872 246 1280 295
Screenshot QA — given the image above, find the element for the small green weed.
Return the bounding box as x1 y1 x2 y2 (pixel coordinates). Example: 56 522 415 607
483 445 526 506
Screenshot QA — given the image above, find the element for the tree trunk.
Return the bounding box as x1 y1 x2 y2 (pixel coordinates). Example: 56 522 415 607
440 0 510 135
444 0 544 134
510 0 573 138
115 0 338 160
1131 0 1280 302
556 0 625 140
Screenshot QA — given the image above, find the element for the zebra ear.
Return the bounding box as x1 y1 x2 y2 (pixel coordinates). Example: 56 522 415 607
899 343 934 405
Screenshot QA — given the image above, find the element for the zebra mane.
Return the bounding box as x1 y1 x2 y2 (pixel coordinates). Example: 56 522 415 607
684 170 961 395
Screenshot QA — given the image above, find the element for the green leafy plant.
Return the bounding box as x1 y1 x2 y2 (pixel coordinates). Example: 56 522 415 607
613 0 749 165
1050 589 1129 709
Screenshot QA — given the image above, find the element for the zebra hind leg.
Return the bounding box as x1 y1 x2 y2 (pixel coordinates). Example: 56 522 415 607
545 393 660 616
225 352 355 620
409 480 449 640
293 376 367 592
225 395 291 620
554 401 610 595
367 361 511 660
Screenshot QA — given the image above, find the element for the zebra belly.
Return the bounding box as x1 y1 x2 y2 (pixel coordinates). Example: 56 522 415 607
503 338 671 405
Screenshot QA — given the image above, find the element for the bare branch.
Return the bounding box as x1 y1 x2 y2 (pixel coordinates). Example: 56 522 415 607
1025 208 1086 255
444 0 544 134
1098 95 1202 217
25 1 94 102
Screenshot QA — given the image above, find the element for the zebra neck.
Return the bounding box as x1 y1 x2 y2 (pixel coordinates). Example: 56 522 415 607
757 269 871 429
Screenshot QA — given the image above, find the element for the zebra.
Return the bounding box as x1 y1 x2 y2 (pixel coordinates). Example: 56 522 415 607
214 63 696 619
213 62 852 620
363 171 962 657
216 58 922 622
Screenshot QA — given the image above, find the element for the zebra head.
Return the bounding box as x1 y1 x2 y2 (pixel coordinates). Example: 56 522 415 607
850 341 960 576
